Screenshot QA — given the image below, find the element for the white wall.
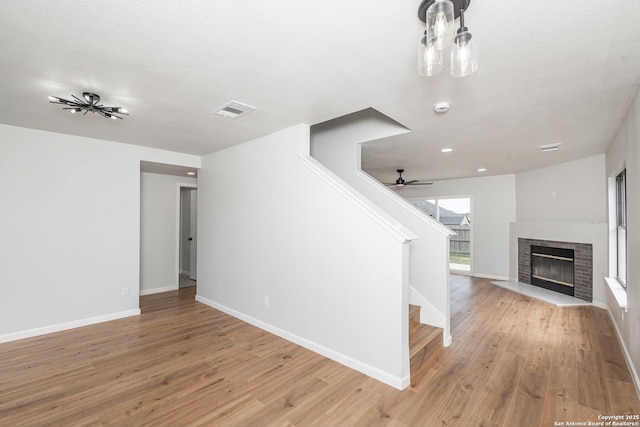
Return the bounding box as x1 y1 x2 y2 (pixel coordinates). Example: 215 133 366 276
400 174 517 280
605 88 640 389
516 154 607 223
0 124 199 341
196 124 414 389
140 173 196 295
510 154 609 304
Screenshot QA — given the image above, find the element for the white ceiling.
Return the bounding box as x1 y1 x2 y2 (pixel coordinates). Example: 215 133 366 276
2 1 639 184
140 161 197 178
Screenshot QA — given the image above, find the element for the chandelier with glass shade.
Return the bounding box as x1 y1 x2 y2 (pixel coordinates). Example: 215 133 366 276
418 0 477 78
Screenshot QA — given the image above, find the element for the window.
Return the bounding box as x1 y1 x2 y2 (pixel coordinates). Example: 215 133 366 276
410 197 471 272
616 170 627 288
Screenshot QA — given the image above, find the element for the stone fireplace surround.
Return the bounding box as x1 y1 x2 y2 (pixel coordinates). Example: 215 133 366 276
518 238 593 302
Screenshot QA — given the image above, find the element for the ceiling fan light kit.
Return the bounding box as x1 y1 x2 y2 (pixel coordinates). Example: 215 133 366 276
48 92 129 120
417 0 477 78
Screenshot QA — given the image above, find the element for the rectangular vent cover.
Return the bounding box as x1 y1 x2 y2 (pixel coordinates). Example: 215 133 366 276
213 101 256 119
539 143 561 152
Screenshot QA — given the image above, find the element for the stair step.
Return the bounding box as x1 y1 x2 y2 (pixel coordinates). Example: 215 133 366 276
409 321 442 358
408 304 443 387
409 304 421 324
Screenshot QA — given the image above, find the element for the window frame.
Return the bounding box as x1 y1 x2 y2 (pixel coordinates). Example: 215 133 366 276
616 169 627 288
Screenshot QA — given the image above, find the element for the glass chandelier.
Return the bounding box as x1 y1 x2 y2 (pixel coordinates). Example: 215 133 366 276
418 0 477 78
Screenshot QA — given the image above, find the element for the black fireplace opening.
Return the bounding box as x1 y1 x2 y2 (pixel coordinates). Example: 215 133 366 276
530 245 575 296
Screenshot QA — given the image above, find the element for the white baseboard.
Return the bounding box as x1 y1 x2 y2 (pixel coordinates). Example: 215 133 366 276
604 306 640 400
140 285 178 296
443 334 452 347
473 273 510 281
0 309 141 344
592 301 608 310
195 295 409 390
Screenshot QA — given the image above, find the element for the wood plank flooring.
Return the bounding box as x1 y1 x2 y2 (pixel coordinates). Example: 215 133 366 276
1 276 638 426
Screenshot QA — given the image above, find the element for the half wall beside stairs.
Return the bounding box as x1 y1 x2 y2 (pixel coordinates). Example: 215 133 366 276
197 124 417 389
311 109 454 345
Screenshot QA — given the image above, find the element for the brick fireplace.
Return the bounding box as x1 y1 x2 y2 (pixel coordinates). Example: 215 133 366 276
518 238 593 302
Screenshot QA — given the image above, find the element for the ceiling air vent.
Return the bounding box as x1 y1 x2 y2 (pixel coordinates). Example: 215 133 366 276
213 101 256 119
539 143 561 153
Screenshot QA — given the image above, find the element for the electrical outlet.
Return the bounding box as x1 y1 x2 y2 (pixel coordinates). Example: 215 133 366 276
121 287 129 297
264 296 269 306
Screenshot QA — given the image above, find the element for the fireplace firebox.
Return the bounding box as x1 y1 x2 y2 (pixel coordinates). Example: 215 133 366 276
518 238 593 302
530 245 575 296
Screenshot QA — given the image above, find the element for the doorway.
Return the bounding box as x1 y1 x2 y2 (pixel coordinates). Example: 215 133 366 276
179 187 197 288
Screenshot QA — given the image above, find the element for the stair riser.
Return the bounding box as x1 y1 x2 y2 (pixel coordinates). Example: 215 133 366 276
409 332 443 387
409 305 421 324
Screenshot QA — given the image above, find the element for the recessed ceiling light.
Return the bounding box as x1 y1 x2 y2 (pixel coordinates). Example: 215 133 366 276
441 148 453 153
477 168 487 172
434 102 450 113
186 171 196 176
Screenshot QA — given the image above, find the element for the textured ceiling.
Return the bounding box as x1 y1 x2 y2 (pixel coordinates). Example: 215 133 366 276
1 0 639 184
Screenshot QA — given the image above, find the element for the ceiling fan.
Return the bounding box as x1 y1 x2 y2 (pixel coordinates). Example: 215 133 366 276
384 169 433 188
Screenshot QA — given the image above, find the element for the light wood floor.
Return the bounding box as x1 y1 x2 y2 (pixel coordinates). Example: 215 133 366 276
1 276 638 426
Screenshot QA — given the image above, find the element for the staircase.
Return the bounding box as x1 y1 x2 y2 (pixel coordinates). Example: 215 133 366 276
409 304 443 386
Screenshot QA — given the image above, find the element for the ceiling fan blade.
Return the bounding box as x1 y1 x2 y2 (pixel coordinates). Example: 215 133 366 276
408 181 433 186
404 180 419 185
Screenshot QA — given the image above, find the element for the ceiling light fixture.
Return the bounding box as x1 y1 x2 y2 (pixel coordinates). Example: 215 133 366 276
477 168 486 172
418 0 477 78
48 92 129 120
441 147 453 153
434 102 450 113
186 171 196 176
395 169 406 187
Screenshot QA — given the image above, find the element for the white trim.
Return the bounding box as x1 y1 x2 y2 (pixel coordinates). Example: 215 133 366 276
409 285 446 328
298 154 417 243
474 273 510 281
0 309 141 344
604 306 640 400
443 334 452 346
604 277 628 312
451 269 472 277
140 285 178 296
353 169 455 237
195 295 410 390
592 301 608 310
175 183 197 294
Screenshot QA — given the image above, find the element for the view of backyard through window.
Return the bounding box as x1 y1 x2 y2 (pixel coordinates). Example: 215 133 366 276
410 198 471 272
